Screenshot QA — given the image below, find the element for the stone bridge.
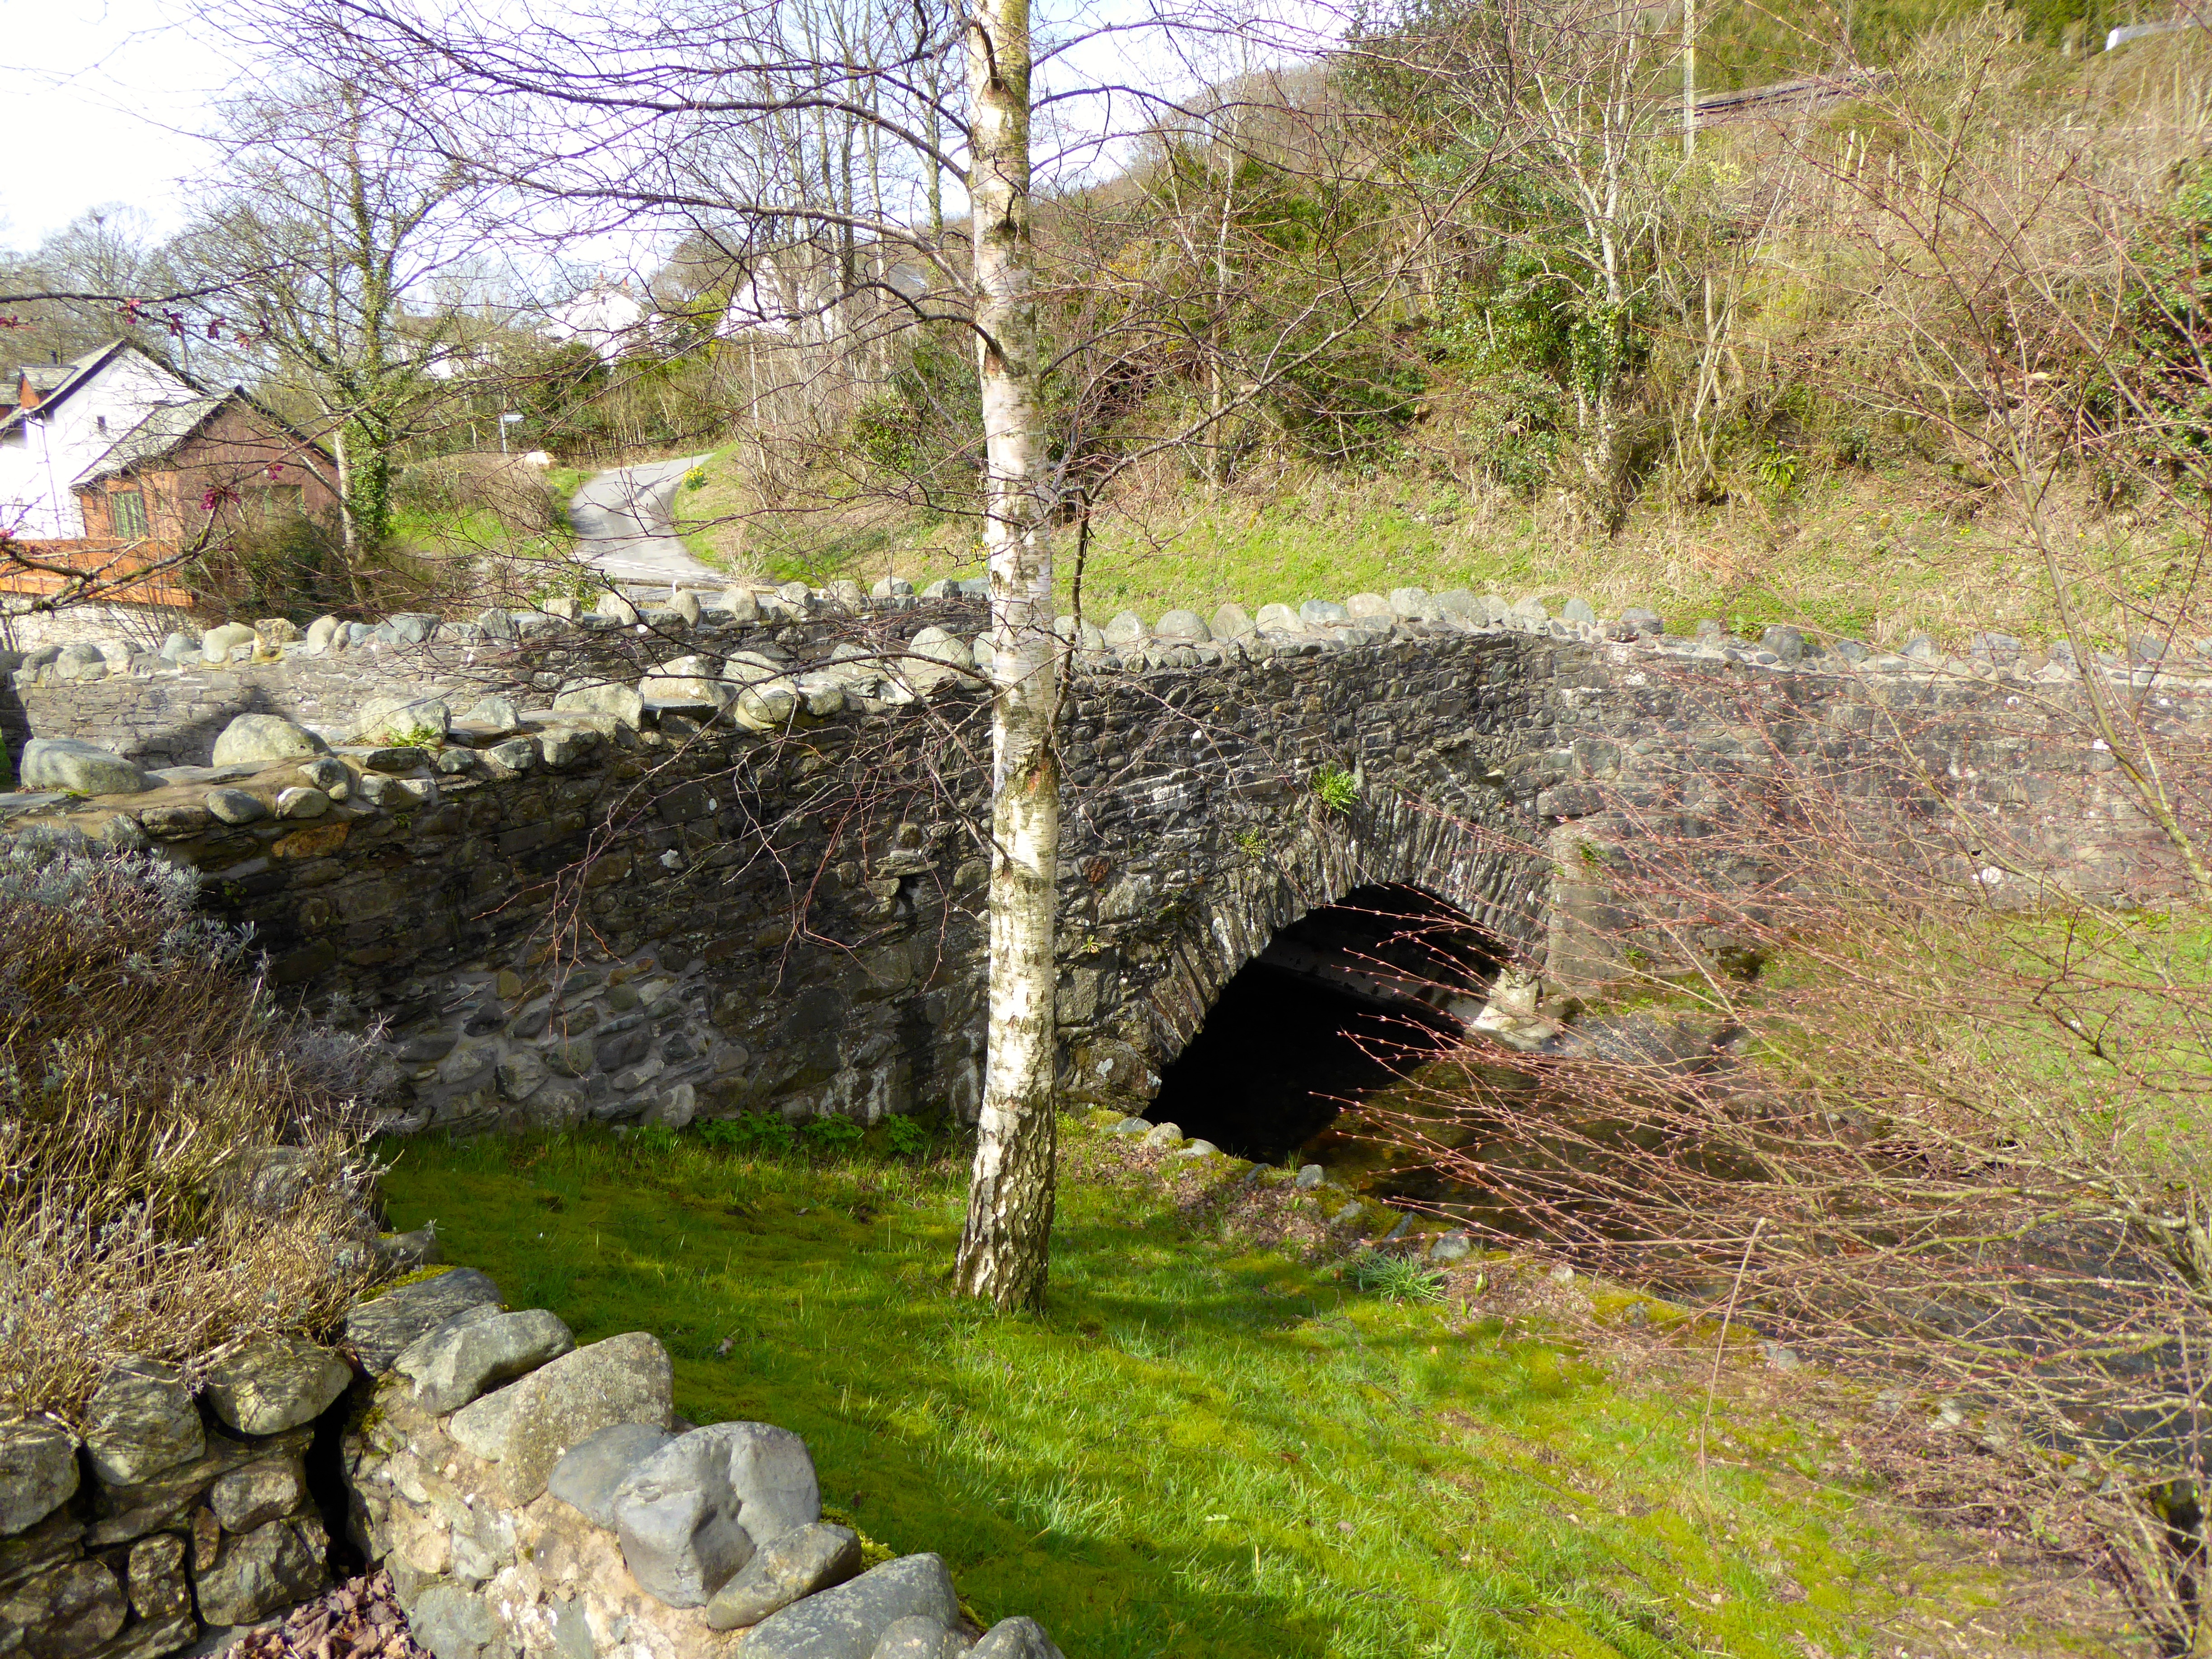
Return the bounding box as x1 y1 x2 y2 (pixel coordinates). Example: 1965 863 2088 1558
1 586 2201 1136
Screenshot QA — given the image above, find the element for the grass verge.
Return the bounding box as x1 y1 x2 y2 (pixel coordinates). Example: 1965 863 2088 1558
375 1118 2117 1658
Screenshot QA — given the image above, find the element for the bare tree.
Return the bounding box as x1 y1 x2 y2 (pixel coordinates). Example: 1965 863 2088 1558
171 71 490 562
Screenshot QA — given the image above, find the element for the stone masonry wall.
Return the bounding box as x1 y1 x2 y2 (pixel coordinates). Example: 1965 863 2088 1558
3 586 2207 1135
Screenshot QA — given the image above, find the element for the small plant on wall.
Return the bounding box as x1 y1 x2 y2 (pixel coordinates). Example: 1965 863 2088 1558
1310 764 1361 814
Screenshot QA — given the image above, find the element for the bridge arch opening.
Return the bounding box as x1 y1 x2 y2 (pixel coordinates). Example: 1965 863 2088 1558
1145 883 1500 1165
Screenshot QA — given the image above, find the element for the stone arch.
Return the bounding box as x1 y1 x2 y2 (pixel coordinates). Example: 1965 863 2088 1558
1139 792 1549 1071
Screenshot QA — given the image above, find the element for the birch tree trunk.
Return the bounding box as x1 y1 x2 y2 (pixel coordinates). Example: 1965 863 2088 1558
953 0 1060 1312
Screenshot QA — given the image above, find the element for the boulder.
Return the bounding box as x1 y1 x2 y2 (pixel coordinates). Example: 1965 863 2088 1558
201 1338 352 1435
732 680 801 731
190 1513 327 1625
906 627 975 674
971 1618 1067 1659
1387 587 1432 619
53 643 107 681
536 726 602 769
208 1453 307 1533
275 785 331 820
1153 609 1210 642
595 590 642 624
158 629 201 664
610 1420 821 1607
125 1532 189 1620
201 622 258 665
1253 603 1300 633
1619 606 1664 637
84 1358 202 1486
354 694 452 745
0 1559 126 1659
1562 596 1598 625
394 1308 575 1414
0 1421 80 1534
1298 599 1350 627
204 787 267 825
459 695 523 736
446 1331 673 1501
552 681 646 726
304 615 341 653
1101 611 1146 647
670 589 705 623
721 588 761 624
375 613 441 646
1345 592 1391 619
640 654 738 710
705 1521 862 1630
1209 602 1256 641
1760 625 1805 666
548 1422 675 1527
740 1554 959 1659
874 1618 964 1659
254 618 304 647
17 739 152 797
211 715 328 767
343 1267 504 1377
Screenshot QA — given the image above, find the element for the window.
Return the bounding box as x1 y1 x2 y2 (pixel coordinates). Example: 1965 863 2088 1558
109 489 148 538
95 415 108 434
257 485 306 523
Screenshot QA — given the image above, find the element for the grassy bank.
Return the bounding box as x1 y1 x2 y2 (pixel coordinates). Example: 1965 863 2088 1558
375 1118 2115 1657
664 449 2176 652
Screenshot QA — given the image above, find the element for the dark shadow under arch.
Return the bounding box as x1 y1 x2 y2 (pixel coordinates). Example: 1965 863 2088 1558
1145 882 1498 1164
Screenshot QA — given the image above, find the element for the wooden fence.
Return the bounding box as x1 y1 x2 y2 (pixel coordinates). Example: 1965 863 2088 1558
0 539 196 611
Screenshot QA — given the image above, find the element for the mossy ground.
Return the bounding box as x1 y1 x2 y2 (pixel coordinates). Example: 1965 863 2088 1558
374 1118 2119 1658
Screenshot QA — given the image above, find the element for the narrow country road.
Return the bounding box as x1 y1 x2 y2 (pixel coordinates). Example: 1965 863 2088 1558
566 453 723 589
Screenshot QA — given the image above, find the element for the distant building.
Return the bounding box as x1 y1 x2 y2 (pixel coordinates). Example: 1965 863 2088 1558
0 340 337 544
544 283 653 362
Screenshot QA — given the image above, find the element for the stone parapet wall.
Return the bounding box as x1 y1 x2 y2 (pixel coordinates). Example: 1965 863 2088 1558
3 585 2207 1134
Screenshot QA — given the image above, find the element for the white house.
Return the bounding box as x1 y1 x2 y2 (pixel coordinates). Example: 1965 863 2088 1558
0 342 207 539
543 283 652 363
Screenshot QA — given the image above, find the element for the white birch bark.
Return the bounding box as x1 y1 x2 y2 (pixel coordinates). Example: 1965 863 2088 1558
952 0 1060 1311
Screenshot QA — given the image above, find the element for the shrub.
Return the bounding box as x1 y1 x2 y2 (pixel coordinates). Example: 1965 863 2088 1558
0 844 386 1424
698 1113 799 1156
885 1115 932 1158
799 1116 867 1156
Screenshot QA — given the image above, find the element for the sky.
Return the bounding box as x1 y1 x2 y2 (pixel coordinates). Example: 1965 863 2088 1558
0 0 1342 257
0 0 232 247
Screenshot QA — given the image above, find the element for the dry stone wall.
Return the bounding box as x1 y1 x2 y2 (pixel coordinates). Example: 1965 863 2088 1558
342 1265 1066 1659
3 585 2207 1134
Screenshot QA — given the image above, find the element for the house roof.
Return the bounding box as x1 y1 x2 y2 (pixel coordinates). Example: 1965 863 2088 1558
74 393 232 486
4 338 137 430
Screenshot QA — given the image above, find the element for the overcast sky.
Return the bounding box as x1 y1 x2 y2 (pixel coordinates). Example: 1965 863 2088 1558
0 0 231 247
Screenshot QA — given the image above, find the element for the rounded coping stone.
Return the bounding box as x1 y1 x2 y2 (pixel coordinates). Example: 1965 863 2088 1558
548 1421 675 1528
738 1553 958 1659
200 1337 352 1435
211 715 328 768
447 1330 675 1502
1152 609 1210 642
202 787 264 826
610 1420 822 1607
17 738 154 797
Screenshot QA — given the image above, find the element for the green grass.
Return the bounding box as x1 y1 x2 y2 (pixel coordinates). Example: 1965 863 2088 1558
374 1118 2081 1658
387 502 575 563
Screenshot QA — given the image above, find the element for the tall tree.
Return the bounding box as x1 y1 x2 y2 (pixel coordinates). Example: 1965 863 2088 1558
175 75 482 557
950 0 1057 1306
